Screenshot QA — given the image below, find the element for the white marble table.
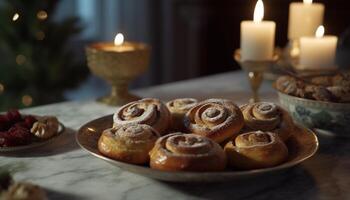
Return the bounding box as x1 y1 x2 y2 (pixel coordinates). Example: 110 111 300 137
1 71 349 200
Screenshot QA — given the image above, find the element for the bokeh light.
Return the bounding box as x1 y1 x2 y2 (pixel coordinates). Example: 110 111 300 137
12 13 19 21
37 10 48 20
22 95 33 106
0 83 4 94
16 54 26 65
36 31 45 40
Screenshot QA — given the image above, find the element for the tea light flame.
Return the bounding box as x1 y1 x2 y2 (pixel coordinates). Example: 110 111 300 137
114 33 124 46
253 0 264 23
303 0 313 4
316 25 324 38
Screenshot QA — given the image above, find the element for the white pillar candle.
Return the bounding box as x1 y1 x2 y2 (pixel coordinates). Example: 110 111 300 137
241 0 276 61
299 26 338 70
288 0 324 40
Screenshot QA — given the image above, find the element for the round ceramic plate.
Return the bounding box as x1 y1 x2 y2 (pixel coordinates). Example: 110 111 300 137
76 115 319 182
0 122 65 152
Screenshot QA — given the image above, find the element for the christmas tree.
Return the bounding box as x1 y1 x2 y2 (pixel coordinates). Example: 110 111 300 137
0 0 88 110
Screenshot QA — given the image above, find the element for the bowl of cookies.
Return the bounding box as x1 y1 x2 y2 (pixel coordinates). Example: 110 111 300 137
77 98 318 182
275 72 350 136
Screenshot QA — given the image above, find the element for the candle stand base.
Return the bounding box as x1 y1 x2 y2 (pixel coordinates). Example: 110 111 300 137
283 39 300 67
234 49 279 103
98 85 140 106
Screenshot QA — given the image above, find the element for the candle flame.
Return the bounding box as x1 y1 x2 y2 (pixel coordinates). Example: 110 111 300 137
303 0 313 4
12 13 19 21
253 0 264 23
114 33 124 46
315 25 324 38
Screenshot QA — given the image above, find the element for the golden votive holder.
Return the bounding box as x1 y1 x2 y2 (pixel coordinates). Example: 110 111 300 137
86 42 150 106
234 49 279 103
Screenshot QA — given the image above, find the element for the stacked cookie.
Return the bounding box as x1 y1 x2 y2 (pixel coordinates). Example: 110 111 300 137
276 72 350 103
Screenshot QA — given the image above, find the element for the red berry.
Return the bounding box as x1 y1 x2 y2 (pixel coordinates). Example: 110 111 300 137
0 115 10 131
8 126 31 145
13 122 28 129
23 115 37 128
6 109 22 123
0 132 16 147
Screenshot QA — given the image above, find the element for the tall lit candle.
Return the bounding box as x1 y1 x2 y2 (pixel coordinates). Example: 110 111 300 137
299 26 338 70
240 0 276 61
288 0 324 40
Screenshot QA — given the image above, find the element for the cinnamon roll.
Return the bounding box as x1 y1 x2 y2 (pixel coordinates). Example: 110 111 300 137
98 124 160 164
184 99 244 143
150 133 227 171
113 98 171 135
224 131 288 169
240 102 294 141
166 98 198 131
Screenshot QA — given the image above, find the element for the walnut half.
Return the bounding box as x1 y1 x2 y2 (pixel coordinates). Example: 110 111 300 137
30 116 59 139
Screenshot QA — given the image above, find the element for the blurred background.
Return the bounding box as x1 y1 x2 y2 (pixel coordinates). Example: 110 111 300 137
0 0 349 110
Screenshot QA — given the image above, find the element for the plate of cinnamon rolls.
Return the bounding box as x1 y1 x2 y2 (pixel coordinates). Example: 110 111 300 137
76 98 318 182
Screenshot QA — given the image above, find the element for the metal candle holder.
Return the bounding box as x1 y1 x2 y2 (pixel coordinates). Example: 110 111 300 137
234 49 279 103
86 42 150 106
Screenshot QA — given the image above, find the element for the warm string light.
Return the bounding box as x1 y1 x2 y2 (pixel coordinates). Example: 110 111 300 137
0 83 4 94
36 11 47 40
12 13 19 21
16 55 26 65
37 10 48 20
22 95 33 106
36 31 45 40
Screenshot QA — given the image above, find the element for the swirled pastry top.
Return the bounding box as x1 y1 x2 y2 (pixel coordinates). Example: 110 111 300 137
240 102 294 141
224 130 289 169
113 98 171 134
158 133 216 156
235 131 276 147
241 102 281 131
184 98 244 143
103 123 160 145
150 133 227 171
98 123 160 164
166 98 198 113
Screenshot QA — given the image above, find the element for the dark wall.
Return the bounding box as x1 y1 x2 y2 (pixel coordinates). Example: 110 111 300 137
147 0 350 85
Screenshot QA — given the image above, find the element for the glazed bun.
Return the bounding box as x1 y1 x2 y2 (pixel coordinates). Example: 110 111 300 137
113 98 171 135
166 98 198 131
98 123 160 164
224 131 288 169
184 98 244 143
240 102 295 142
150 133 227 171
